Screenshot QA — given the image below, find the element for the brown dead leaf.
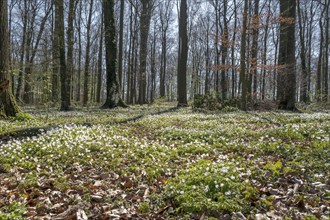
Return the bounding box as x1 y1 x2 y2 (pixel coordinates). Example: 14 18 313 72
130 196 143 201
155 205 171 215
25 209 37 217
123 179 133 189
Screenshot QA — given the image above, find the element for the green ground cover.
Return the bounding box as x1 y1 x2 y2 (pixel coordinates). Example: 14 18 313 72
0 104 329 219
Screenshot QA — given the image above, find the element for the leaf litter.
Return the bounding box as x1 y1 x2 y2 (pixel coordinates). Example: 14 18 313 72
0 106 329 219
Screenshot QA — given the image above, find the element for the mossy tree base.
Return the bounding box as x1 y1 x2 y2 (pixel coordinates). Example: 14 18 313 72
0 90 22 117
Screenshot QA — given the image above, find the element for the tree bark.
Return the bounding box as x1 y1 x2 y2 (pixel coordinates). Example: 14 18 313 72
75 0 83 102
250 0 259 103
177 0 188 107
54 0 70 111
118 0 125 91
240 0 248 110
138 0 153 104
297 0 308 102
277 0 296 110
0 0 22 117
66 0 76 107
102 0 127 109
221 0 229 100
83 0 94 106
261 1 271 100
96 20 103 103
324 0 329 100
231 0 237 99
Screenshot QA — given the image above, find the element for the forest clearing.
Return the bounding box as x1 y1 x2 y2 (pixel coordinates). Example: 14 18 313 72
0 104 329 219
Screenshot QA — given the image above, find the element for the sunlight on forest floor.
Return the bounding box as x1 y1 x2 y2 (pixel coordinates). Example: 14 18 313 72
0 104 329 219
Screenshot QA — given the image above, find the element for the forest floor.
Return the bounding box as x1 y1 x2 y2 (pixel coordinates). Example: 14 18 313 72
0 103 329 219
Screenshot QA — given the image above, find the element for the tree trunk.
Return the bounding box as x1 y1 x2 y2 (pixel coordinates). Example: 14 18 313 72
251 0 259 103
54 0 70 111
324 0 329 100
118 0 125 92
150 23 157 102
52 3 59 104
240 0 248 110
261 1 271 100
0 0 22 117
221 0 229 100
83 0 94 106
159 1 171 98
76 0 82 102
96 21 103 103
138 0 153 104
297 0 308 103
214 0 220 93
204 16 211 95
277 0 296 110
15 0 28 100
66 0 76 107
102 0 126 109
231 0 237 99
177 0 188 107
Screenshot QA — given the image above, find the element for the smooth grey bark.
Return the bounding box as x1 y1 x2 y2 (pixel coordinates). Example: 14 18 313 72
83 0 94 106
177 0 188 107
240 0 248 110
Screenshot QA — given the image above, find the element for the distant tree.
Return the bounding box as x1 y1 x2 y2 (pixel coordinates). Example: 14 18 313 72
231 0 238 99
75 0 83 102
66 0 76 105
96 16 103 103
102 0 126 108
239 0 248 110
324 0 329 101
297 0 309 103
177 0 188 107
159 0 172 98
220 0 229 100
138 0 153 104
0 0 21 117
249 0 259 103
54 0 70 111
118 0 125 90
83 0 94 106
316 4 325 102
277 0 296 110
261 1 271 100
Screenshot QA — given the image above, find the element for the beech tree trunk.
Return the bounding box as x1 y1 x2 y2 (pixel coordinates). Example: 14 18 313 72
83 0 94 106
240 0 248 110
277 0 296 110
0 0 21 117
177 0 188 107
250 0 259 103
220 0 229 100
138 0 153 104
297 0 308 102
54 0 70 111
102 0 126 109
118 0 125 91
66 0 76 107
